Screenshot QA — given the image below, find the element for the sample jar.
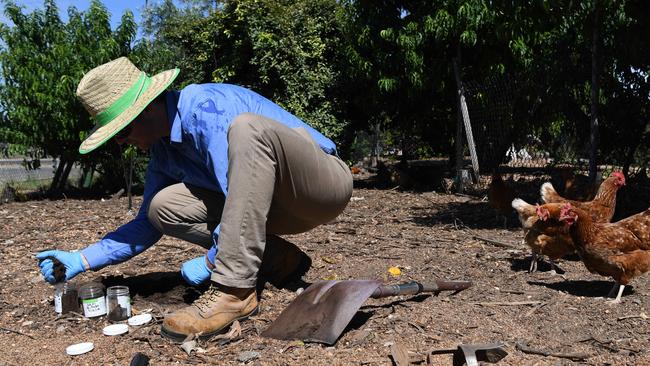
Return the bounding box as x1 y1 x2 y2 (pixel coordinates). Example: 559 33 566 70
106 286 131 321
79 283 106 318
54 282 78 314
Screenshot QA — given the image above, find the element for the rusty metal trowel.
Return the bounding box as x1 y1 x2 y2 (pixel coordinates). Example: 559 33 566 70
261 279 472 345
429 343 508 366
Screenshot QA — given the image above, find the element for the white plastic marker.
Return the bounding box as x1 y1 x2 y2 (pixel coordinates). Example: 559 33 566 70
66 342 94 356
128 313 153 326
102 323 129 336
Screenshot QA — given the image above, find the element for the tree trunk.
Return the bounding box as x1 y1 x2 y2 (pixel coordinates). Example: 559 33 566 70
49 156 65 194
454 46 464 191
56 159 74 192
49 156 74 195
589 1 601 181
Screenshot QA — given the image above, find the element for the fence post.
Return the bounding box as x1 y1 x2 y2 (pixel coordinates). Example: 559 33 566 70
453 58 480 183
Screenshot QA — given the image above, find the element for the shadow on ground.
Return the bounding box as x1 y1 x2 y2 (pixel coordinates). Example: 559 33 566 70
509 254 581 273
527 279 634 298
411 200 521 231
100 271 209 304
338 294 432 342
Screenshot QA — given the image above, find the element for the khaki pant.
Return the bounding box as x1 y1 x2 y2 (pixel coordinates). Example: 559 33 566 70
148 113 353 287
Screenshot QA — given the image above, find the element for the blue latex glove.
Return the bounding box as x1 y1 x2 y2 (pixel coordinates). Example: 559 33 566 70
35 250 86 284
181 256 212 286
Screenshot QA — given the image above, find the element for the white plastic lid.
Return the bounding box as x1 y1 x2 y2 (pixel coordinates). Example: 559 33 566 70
102 323 129 336
128 313 152 326
66 342 94 356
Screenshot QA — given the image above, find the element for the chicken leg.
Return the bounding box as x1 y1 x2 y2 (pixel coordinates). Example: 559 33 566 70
606 282 625 304
528 252 538 273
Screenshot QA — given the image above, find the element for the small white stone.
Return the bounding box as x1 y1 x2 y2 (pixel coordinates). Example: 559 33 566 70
237 351 260 363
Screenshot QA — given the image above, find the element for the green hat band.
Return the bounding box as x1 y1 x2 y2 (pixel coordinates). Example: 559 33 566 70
95 72 152 126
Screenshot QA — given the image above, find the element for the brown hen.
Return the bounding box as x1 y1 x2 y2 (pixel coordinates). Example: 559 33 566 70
541 171 625 223
544 202 650 303
511 198 574 273
488 172 516 228
551 168 601 201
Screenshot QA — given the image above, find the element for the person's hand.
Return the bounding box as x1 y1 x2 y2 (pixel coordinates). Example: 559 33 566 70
181 256 212 286
35 250 86 284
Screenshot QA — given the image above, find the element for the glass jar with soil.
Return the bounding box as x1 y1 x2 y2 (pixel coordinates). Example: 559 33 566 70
106 285 131 322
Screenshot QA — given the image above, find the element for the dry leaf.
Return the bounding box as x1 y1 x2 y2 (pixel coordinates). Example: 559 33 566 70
280 340 305 353
180 339 198 356
390 342 410 366
322 274 338 280
209 320 242 345
322 256 337 264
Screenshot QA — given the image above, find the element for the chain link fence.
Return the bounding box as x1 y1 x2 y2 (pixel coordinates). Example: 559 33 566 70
0 158 59 183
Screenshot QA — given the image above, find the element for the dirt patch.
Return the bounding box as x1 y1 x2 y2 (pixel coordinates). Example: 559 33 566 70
0 184 648 365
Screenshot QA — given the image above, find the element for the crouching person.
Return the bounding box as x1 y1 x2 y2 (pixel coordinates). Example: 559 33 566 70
36 57 353 341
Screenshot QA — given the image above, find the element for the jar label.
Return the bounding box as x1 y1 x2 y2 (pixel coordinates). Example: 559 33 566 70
54 292 62 314
82 296 106 317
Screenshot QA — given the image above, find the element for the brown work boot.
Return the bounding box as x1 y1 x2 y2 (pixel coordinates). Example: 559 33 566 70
161 285 258 342
259 236 312 288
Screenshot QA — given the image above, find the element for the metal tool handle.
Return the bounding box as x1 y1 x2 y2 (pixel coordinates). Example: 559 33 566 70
370 280 472 299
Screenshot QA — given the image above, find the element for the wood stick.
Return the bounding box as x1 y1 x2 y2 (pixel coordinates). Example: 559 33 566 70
472 235 518 249
0 325 35 339
473 301 542 306
617 313 648 321
68 311 86 319
579 336 620 352
370 207 390 220
516 342 590 361
498 289 526 295
454 192 481 200
524 301 548 317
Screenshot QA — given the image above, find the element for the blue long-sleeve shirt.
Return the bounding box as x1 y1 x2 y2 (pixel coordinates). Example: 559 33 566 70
80 84 337 270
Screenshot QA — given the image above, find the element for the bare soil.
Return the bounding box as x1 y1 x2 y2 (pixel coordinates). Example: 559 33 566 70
0 177 649 365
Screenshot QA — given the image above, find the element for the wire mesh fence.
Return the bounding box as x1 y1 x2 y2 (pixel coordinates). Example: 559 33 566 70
461 72 647 178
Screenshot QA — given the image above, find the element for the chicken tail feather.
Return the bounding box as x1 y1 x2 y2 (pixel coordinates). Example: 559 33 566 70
512 198 537 228
541 182 563 203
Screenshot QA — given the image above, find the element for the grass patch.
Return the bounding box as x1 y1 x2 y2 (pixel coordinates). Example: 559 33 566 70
5 177 52 192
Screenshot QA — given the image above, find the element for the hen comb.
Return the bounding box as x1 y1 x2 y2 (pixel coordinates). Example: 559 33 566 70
535 204 549 220
559 203 573 217
611 171 626 184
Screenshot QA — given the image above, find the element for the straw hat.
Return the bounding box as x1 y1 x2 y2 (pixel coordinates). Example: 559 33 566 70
76 57 179 154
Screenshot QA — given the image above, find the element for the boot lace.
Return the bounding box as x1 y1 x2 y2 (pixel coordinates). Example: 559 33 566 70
193 285 222 313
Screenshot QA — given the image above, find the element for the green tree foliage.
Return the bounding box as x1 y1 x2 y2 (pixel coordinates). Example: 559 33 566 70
1 0 647 193
496 0 649 171
340 0 648 171
0 0 137 192
340 1 516 160
133 0 207 78
148 0 348 142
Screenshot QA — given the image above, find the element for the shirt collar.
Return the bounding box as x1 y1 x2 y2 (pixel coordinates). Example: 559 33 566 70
166 90 183 143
